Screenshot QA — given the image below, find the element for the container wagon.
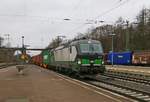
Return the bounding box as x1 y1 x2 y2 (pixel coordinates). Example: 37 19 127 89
107 51 132 65
31 55 42 66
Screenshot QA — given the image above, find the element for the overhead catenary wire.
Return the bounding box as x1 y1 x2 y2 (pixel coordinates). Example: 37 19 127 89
70 0 84 18
94 0 130 20
0 0 129 23
66 0 131 35
0 0 132 35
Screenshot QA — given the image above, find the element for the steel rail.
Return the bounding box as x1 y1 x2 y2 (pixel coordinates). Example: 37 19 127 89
104 71 150 85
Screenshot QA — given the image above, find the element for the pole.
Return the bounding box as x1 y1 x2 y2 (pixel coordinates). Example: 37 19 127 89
21 36 26 64
22 36 25 54
0 36 1 48
111 35 114 67
110 33 116 67
125 20 129 51
22 36 24 48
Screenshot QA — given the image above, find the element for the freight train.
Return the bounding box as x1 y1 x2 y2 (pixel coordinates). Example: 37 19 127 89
105 51 150 65
32 39 106 76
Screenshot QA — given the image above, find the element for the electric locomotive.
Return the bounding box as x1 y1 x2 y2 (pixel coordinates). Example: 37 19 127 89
51 39 105 75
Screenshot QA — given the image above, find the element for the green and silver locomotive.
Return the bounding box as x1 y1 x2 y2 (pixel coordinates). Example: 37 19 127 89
50 39 105 75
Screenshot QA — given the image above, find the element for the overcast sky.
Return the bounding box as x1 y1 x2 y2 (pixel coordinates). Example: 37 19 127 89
0 0 150 52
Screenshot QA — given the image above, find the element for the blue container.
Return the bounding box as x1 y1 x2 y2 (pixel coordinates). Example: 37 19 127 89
107 51 132 65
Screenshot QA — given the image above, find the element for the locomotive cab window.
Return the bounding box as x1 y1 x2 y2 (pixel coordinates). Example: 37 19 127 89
80 44 103 53
92 44 103 53
80 44 89 53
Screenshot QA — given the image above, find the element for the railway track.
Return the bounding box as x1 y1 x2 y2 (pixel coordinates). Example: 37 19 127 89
105 71 150 85
70 73 150 102
81 74 150 102
86 79 150 102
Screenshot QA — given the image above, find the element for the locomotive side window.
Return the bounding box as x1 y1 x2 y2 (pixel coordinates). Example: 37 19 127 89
70 46 72 53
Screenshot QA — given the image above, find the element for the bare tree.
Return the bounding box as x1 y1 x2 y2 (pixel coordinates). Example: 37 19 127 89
0 36 4 47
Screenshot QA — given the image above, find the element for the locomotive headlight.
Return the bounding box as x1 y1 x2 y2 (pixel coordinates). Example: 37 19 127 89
102 61 104 64
77 60 81 64
90 60 94 63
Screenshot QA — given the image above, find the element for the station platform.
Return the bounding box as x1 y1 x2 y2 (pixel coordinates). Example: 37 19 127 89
0 65 132 102
106 65 150 75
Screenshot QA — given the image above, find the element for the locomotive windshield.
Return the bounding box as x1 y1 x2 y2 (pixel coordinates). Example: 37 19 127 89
80 43 103 53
